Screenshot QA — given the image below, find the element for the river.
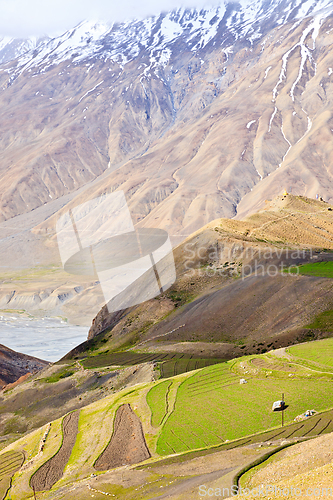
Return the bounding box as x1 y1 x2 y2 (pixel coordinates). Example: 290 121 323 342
0 314 88 362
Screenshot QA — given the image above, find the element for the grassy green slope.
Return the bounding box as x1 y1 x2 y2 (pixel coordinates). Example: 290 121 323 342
150 359 333 455
306 310 333 332
146 380 171 428
288 338 333 369
288 261 333 278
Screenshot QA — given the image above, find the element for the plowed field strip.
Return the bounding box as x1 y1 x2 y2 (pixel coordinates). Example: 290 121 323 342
94 404 151 470
319 420 332 434
0 459 23 474
0 452 24 500
0 460 24 478
282 425 305 439
303 419 322 436
30 410 79 491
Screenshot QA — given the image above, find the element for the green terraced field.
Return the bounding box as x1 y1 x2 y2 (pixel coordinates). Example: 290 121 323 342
160 358 221 378
3 340 333 499
147 380 172 428
0 451 24 500
147 362 333 455
288 260 333 278
140 407 333 468
288 338 333 368
81 351 222 377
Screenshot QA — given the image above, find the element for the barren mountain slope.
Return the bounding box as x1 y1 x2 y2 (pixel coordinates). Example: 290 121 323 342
1 193 332 327
73 195 333 359
1 2 333 241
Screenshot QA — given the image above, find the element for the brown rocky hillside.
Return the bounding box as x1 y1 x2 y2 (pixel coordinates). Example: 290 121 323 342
63 195 333 359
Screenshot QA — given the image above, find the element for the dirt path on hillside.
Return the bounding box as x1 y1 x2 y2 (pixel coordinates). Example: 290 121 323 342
248 212 296 238
228 433 333 500
247 207 333 242
94 404 151 471
271 347 293 360
149 467 236 499
30 410 79 491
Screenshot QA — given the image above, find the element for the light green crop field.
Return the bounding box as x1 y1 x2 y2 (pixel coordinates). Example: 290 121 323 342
147 360 333 455
146 380 171 428
288 338 333 368
288 261 333 278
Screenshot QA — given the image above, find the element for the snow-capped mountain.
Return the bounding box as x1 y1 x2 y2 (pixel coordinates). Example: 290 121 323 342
1 0 333 240
3 0 333 76
0 36 49 65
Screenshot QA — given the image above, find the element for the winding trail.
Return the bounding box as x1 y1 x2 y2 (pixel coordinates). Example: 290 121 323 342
149 467 235 500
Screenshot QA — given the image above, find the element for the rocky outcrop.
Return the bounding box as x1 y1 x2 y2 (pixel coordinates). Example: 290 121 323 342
88 307 129 341
0 344 49 388
86 195 333 353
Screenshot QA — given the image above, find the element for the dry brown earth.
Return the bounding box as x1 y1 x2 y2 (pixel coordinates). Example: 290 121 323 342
94 404 151 471
64 195 333 366
0 194 332 327
30 410 79 491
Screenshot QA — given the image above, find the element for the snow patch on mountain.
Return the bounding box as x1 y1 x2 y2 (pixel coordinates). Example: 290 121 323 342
13 21 111 75
0 36 48 65
1 0 333 82
272 13 325 104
